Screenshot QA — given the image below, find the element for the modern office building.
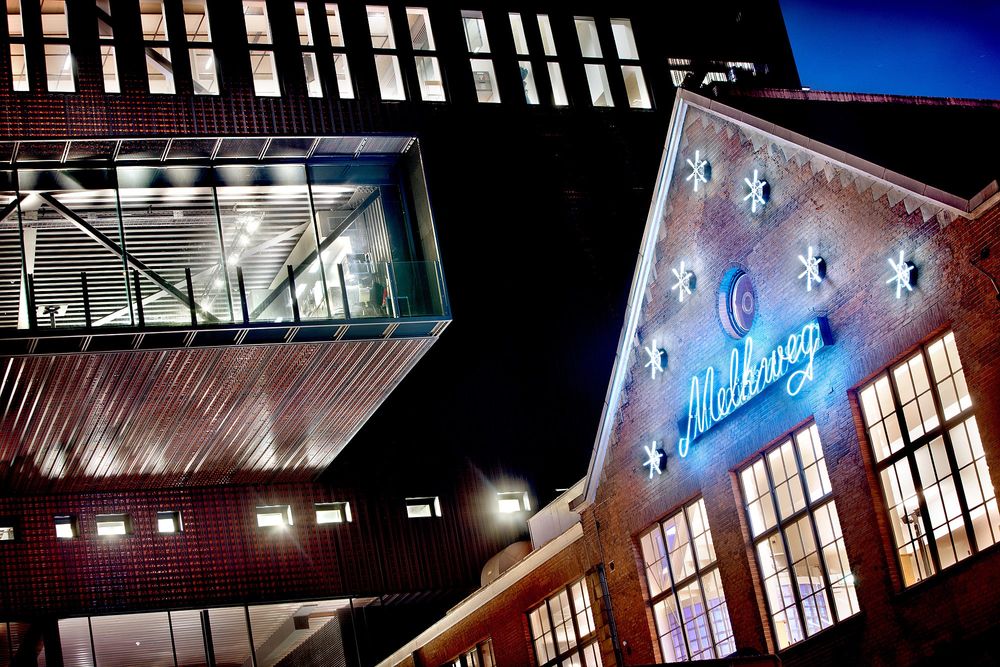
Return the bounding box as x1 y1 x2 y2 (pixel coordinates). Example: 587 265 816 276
380 88 1000 666
0 1 803 666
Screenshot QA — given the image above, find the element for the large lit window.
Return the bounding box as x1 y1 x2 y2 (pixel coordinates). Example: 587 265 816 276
41 0 73 92
406 7 444 101
95 0 120 92
537 15 568 106
295 1 322 97
184 0 218 95
609 18 649 108
54 514 78 539
574 17 611 107
243 0 279 96
497 491 530 514
858 331 998 587
507 13 538 105
462 10 499 103
141 0 174 93
451 638 495 667
157 510 183 534
323 3 354 98
96 513 131 536
639 498 735 661
366 5 405 100
316 501 352 524
739 423 859 650
6 1 28 90
255 504 293 529
528 578 602 667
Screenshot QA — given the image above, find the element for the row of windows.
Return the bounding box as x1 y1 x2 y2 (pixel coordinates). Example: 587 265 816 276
449 638 495 667
0 490 533 542
4 2 750 106
633 329 994 658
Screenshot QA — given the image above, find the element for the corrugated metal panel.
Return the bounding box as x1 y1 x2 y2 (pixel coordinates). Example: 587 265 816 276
0 337 434 494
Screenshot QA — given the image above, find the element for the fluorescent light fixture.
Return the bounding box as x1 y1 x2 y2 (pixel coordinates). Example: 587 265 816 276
157 510 183 534
256 504 293 529
405 496 442 518
96 513 131 536
316 501 352 524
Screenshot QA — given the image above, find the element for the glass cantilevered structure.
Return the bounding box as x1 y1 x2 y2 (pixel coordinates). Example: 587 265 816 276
0 135 448 355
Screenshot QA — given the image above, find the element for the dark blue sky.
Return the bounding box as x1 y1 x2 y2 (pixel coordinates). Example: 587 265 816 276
780 0 1000 99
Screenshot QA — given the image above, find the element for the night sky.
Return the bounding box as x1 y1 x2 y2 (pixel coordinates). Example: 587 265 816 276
780 0 1000 99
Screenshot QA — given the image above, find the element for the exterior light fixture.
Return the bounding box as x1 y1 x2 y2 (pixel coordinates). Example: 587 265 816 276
686 150 710 191
671 261 695 303
643 340 666 379
743 169 769 213
887 250 915 298
644 441 664 478
798 247 825 291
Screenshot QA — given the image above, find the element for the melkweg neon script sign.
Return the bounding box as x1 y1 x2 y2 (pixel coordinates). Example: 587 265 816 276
677 317 833 457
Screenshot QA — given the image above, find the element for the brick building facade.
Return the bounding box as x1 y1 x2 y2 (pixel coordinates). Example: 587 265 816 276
381 89 1000 666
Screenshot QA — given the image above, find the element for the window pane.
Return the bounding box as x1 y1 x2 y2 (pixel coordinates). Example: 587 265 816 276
610 18 639 59
518 61 539 104
367 5 395 49
243 0 272 45
10 43 29 91
185 0 211 41
8 0 24 37
250 50 280 96
406 7 435 50
374 54 405 100
325 4 345 47
333 53 354 98
574 18 603 58
583 63 612 107
44 44 74 92
141 0 169 40
303 51 322 97
653 594 688 662
547 62 569 106
509 13 529 55
93 613 174 665
190 48 219 95
40 0 68 38
415 55 445 101
622 65 650 108
462 10 490 53
470 59 500 103
101 45 120 93
295 1 313 45
146 47 175 94
538 14 557 55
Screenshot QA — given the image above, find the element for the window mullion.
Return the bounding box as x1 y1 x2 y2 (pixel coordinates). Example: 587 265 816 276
761 449 810 644
681 504 720 657
657 519 693 659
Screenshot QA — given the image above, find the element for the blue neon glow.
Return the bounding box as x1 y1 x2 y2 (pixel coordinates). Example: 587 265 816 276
677 317 832 457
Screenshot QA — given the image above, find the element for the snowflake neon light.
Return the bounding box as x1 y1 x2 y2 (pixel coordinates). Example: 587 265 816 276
686 150 710 192
743 169 769 213
798 247 825 292
643 340 666 379
886 250 915 299
671 261 695 303
644 442 664 478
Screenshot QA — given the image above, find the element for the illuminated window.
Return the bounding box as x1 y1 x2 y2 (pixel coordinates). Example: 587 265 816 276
668 57 693 87
295 2 322 97
255 504 293 529
40 0 73 92
184 0 218 95
242 0 279 95
528 578 602 667
94 0 120 93
406 7 445 101
141 0 174 93
0 522 15 541
54 515 78 539
316 501 352 524
639 498 735 660
574 18 612 107
462 10 499 103
157 510 183 533
859 331 997 588
324 3 354 98
367 5 405 100
738 423 859 650
405 496 441 518
537 15 567 106
7 1 28 90
610 19 649 108
497 491 530 514
451 638 495 667
507 13 538 105
96 513 132 536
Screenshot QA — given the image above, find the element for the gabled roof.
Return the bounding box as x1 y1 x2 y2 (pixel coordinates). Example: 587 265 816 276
576 87 1000 509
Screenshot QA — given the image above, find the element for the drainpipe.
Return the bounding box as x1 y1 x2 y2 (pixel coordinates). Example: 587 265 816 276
595 519 625 666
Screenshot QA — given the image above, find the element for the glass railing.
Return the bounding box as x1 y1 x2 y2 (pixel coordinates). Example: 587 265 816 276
14 259 447 331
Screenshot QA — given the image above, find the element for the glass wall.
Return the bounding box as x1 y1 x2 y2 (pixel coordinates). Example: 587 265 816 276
0 157 447 333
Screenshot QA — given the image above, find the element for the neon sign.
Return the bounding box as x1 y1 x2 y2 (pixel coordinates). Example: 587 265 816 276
677 318 832 457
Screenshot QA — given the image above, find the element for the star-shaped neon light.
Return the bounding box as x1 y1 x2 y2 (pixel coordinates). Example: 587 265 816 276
798 247 824 292
686 150 710 192
671 261 694 303
644 340 666 379
743 169 769 213
887 250 915 299
644 442 664 478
